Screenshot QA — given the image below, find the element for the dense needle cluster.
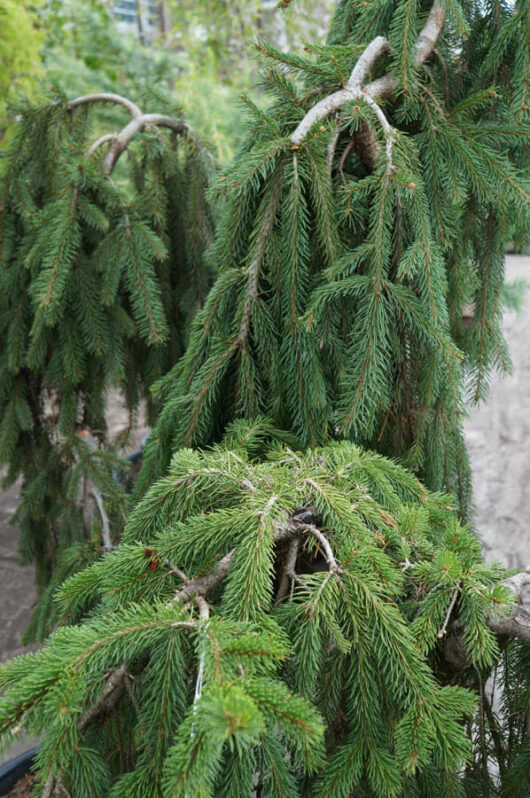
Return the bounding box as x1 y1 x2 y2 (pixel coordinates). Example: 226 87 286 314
0 0 529 794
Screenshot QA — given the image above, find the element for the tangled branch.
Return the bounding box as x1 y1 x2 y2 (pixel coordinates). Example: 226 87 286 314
67 93 193 176
290 0 446 172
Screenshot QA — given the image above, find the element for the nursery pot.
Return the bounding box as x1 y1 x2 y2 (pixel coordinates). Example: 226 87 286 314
0 747 38 796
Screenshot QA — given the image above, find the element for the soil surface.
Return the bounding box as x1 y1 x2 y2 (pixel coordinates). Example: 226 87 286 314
4 773 34 798
0 256 528 767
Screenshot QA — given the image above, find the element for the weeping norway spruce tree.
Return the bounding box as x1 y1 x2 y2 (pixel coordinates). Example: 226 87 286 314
1 0 530 795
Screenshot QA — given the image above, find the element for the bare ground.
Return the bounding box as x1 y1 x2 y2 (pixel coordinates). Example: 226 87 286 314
0 255 528 765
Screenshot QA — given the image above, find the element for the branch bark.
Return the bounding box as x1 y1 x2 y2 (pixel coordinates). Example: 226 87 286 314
67 93 142 118
487 569 530 643
67 94 193 176
290 0 446 148
77 663 128 732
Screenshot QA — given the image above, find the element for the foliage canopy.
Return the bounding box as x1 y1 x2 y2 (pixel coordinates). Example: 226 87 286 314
0 0 529 795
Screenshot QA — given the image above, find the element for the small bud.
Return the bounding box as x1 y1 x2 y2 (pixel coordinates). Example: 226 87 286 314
230 182 237 188
148 558 159 571
408 182 416 189
220 176 226 182
144 547 154 557
353 105 361 113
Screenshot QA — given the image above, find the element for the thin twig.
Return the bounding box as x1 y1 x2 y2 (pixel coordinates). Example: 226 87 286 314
437 579 462 638
298 523 343 574
275 536 301 603
90 487 114 551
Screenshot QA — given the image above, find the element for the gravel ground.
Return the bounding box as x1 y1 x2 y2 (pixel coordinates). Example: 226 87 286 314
0 255 528 765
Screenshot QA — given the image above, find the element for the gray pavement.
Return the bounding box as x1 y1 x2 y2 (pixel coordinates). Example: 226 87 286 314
466 255 530 568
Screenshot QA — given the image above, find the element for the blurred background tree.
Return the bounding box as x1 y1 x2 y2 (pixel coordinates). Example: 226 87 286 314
0 0 44 143
1 0 336 161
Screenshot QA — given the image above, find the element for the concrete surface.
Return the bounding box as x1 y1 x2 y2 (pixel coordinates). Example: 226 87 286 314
466 255 530 568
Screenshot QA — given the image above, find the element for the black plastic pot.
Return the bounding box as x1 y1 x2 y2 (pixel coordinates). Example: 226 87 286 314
0 747 38 795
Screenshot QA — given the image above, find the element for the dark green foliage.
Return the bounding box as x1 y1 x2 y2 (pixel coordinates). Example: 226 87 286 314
1 0 530 795
138 0 529 520
0 91 216 628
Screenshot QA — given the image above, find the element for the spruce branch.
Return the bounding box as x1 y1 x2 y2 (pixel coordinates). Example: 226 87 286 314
77 663 128 732
291 0 446 154
67 93 194 176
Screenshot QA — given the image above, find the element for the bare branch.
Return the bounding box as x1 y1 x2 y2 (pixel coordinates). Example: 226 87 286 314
86 133 117 158
326 116 342 174
42 772 55 798
275 536 301 603
438 579 462 638
78 664 128 732
415 0 447 65
362 94 395 173
66 93 193 176
174 549 236 603
487 569 530 643
291 0 446 147
103 114 191 176
290 37 391 145
236 180 283 348
90 487 114 552
67 93 142 118
298 523 343 574
365 0 446 98
347 36 392 89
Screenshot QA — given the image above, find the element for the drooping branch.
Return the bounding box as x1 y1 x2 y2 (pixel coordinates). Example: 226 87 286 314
102 114 192 176
290 0 446 151
67 93 143 118
67 93 193 176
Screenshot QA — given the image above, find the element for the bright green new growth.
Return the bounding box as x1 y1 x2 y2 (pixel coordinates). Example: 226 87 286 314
0 0 530 794
0 427 509 796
